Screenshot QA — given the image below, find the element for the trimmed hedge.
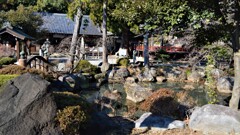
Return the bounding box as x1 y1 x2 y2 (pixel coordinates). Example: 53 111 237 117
0 57 16 66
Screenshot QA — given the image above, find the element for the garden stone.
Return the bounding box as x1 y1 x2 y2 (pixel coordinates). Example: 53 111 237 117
189 104 240 134
195 67 205 77
126 77 136 83
137 68 155 82
165 71 179 81
168 120 186 129
156 76 167 82
216 76 233 94
187 70 202 82
103 90 122 101
150 67 157 77
55 63 66 71
135 112 185 130
108 69 116 79
101 63 110 73
211 68 224 79
58 73 89 91
94 73 106 80
178 71 187 81
0 73 61 135
115 68 130 78
124 82 153 103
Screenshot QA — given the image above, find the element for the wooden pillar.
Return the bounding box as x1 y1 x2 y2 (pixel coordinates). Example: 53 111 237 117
16 38 20 60
26 40 31 55
44 56 49 72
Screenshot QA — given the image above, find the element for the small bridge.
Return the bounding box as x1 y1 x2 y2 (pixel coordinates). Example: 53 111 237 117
26 56 54 72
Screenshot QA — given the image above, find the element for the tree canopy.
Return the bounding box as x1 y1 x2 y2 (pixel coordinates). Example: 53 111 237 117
0 4 43 37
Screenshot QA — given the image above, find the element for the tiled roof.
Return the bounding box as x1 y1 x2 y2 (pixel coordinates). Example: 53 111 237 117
39 13 104 36
0 26 34 40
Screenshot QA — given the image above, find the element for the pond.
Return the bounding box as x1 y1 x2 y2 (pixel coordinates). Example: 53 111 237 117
81 81 210 119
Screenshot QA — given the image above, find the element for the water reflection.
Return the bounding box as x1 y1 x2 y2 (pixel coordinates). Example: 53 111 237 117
82 82 209 117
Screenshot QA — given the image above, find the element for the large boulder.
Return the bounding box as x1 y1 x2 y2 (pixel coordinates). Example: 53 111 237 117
108 68 130 83
211 68 224 79
101 63 110 73
58 73 89 91
115 68 130 78
164 70 182 81
137 67 155 82
216 76 233 94
124 82 153 103
189 104 240 134
0 73 61 135
156 76 167 82
135 112 185 130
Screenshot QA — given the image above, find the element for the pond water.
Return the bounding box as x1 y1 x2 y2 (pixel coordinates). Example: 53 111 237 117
82 81 210 118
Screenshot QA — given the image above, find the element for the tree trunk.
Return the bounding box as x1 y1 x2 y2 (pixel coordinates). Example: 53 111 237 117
121 25 130 55
121 26 130 48
102 0 108 64
230 52 240 110
143 32 149 67
229 0 240 110
67 7 82 69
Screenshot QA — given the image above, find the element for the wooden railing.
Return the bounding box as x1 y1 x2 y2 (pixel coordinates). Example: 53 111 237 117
26 56 53 72
136 45 188 53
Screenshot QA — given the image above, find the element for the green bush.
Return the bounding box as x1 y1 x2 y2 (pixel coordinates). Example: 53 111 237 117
0 74 19 87
54 92 91 135
56 105 90 135
0 57 16 66
117 58 129 67
75 60 99 75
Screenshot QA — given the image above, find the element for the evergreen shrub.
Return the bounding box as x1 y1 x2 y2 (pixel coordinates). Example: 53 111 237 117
0 57 16 66
75 60 99 75
56 105 90 135
117 58 129 67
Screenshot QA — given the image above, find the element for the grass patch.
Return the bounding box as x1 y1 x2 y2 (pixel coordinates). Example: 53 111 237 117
0 74 19 88
0 65 54 81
